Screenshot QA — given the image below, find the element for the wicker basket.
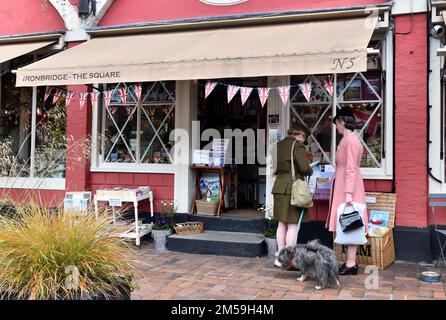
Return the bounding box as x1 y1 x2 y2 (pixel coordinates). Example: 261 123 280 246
174 221 204 235
333 228 395 271
195 189 217 216
333 192 397 271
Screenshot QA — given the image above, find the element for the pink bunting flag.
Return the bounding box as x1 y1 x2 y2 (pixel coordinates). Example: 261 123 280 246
79 92 89 110
299 82 313 103
52 89 62 104
134 83 142 101
240 87 253 106
44 87 52 102
90 91 101 106
277 86 291 107
205 81 218 99
227 85 240 104
257 87 271 108
65 91 76 107
323 77 334 96
103 90 113 108
119 87 127 104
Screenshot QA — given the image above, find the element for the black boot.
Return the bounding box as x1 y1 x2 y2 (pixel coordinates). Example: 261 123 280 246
338 263 358 276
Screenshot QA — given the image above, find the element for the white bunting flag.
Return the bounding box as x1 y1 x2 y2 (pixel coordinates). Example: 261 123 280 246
119 87 127 104
79 92 89 110
299 82 313 103
240 87 253 106
277 86 291 107
104 90 113 109
90 91 101 106
65 91 76 107
44 87 52 102
227 85 240 104
134 83 142 101
257 87 271 108
52 89 62 104
323 77 334 96
205 81 218 99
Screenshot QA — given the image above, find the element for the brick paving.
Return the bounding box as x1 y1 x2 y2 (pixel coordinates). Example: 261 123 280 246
130 241 446 300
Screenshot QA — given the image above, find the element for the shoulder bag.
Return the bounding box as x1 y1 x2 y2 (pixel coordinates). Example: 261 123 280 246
290 141 313 208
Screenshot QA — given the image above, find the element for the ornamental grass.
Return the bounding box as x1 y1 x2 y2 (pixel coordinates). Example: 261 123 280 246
0 204 135 300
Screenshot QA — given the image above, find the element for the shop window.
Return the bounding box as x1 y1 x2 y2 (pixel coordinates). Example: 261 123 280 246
101 81 175 164
290 70 384 169
0 57 66 179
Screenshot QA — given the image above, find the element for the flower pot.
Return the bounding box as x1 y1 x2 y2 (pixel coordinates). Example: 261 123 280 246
264 236 277 259
152 229 173 251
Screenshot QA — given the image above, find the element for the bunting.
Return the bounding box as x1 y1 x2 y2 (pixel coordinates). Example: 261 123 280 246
90 92 101 106
277 85 290 107
44 87 52 102
299 82 313 103
134 83 142 101
205 81 218 99
103 90 113 109
65 91 76 107
52 89 62 104
257 87 271 108
240 87 253 106
227 85 240 104
119 87 127 104
323 77 334 96
79 92 89 110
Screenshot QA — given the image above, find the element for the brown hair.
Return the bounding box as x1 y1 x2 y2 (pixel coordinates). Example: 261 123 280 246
336 115 357 131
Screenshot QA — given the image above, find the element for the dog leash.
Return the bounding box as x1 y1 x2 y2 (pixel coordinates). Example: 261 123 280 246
293 208 305 245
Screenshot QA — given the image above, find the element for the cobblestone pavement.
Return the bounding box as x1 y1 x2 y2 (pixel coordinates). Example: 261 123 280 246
130 241 446 300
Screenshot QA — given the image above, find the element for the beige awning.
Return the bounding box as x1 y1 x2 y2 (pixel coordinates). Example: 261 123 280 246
16 16 377 87
0 41 55 65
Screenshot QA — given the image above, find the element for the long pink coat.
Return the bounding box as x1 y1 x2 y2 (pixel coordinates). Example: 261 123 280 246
326 131 367 232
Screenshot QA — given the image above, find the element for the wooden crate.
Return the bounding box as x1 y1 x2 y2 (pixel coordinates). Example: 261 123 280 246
365 192 396 228
333 227 395 271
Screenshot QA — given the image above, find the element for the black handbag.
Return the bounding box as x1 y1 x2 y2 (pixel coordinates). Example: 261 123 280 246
339 205 364 232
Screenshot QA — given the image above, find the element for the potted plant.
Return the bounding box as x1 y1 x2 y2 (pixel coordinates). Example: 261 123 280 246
151 200 175 251
0 204 134 300
264 219 278 259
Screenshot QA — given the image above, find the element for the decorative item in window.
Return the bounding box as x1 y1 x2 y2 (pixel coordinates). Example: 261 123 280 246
344 79 362 101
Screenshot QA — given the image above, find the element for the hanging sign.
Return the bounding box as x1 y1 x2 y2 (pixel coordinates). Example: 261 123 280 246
240 87 253 106
277 85 290 107
227 85 240 104
205 81 218 99
257 87 271 108
299 82 313 103
65 91 76 107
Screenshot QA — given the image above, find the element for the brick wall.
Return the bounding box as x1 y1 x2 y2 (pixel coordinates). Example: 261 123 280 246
394 13 429 228
90 172 174 213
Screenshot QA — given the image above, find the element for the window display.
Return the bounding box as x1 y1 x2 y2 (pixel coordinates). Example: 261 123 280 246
101 81 175 164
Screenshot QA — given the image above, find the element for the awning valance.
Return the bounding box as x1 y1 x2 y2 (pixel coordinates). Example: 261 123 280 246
16 16 377 87
0 41 55 65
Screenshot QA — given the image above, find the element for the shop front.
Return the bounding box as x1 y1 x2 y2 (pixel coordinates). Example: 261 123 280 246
1 0 441 262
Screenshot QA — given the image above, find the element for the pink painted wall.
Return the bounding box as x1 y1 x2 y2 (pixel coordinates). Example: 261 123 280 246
394 13 429 228
0 1 64 36
99 0 389 26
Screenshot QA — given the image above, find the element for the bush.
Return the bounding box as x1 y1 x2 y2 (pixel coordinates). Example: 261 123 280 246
264 219 278 239
0 204 134 300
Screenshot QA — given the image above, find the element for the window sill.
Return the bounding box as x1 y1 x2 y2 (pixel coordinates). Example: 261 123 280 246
0 177 66 190
90 163 177 174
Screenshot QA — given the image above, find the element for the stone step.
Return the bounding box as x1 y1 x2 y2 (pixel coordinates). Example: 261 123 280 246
175 213 266 234
167 230 266 257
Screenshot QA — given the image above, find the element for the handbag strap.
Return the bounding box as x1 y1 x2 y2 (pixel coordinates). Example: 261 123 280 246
290 140 297 181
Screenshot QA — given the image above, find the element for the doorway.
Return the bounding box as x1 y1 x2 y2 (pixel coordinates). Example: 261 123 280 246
197 77 267 217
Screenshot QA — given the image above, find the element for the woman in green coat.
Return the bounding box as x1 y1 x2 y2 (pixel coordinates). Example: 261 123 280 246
271 128 313 266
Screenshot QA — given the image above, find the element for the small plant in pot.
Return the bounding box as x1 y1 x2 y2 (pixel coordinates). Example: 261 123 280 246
0 204 135 300
264 219 278 259
151 200 175 251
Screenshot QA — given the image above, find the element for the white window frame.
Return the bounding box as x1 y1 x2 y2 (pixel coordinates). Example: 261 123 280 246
285 31 394 180
0 64 66 190
91 81 180 174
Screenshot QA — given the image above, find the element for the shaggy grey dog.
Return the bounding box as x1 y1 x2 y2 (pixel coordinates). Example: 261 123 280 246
276 240 340 290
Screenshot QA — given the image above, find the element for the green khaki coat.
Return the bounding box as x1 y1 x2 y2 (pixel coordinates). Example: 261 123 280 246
271 136 313 224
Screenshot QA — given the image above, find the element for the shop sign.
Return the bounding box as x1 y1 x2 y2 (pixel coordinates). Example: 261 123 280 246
199 0 247 5
109 198 123 207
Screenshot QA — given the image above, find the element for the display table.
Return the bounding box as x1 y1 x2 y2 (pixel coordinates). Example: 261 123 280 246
94 187 154 246
191 165 235 216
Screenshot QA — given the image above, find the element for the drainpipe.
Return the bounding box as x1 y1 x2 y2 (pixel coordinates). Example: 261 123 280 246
427 0 443 183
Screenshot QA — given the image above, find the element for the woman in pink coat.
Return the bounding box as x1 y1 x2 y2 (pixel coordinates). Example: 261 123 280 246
326 107 367 276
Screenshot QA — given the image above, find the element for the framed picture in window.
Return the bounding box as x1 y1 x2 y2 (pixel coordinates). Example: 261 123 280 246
344 79 362 101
